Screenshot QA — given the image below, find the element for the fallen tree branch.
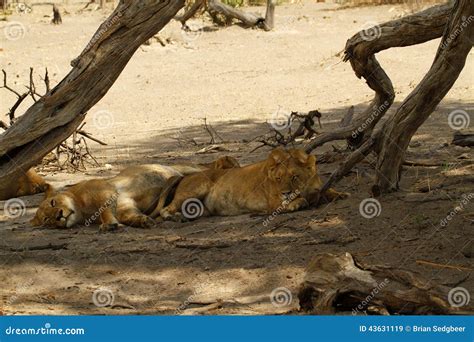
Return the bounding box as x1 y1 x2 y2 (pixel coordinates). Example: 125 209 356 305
305 3 452 153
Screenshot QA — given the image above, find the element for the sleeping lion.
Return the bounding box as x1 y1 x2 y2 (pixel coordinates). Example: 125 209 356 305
30 156 239 231
159 149 348 220
0 169 49 201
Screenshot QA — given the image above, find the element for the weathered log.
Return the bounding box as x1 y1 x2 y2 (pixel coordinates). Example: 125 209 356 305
305 3 452 153
52 4 62 25
452 130 474 147
262 0 276 31
374 0 473 192
0 0 185 190
207 0 263 27
298 253 464 315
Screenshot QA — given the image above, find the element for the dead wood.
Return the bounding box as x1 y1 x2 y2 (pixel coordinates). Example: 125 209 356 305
305 3 452 154
9 243 68 252
250 110 322 152
174 240 232 249
374 0 473 192
298 252 462 315
0 0 185 187
52 5 62 25
416 259 473 271
452 130 474 147
316 1 472 195
177 0 276 31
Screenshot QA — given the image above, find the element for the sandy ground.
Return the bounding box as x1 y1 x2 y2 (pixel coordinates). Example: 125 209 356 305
0 1 473 315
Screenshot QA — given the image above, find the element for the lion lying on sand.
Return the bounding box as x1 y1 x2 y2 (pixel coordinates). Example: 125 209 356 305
159 149 348 221
0 169 48 201
30 157 239 231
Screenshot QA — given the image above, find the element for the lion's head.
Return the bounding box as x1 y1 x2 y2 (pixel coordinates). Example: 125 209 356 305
207 156 241 169
266 148 317 195
30 185 82 228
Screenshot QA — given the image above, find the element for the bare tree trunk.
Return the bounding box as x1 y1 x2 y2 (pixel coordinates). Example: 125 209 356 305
374 0 473 193
0 0 185 190
305 2 452 153
318 1 472 194
262 0 276 31
52 5 62 25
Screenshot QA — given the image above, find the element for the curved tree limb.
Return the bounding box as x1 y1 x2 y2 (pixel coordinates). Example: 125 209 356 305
305 2 453 153
316 4 468 195
0 0 185 188
374 0 473 192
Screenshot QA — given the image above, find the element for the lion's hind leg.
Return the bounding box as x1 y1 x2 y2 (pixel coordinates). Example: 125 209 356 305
116 196 156 228
160 175 213 221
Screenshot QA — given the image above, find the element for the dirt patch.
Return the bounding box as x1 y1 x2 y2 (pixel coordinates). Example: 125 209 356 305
0 1 472 315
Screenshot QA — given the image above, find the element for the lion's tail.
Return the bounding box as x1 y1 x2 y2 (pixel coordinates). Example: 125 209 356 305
150 175 183 219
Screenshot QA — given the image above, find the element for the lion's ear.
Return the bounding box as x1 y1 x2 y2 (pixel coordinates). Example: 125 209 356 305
44 184 56 199
307 154 317 171
289 149 310 164
269 148 288 165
